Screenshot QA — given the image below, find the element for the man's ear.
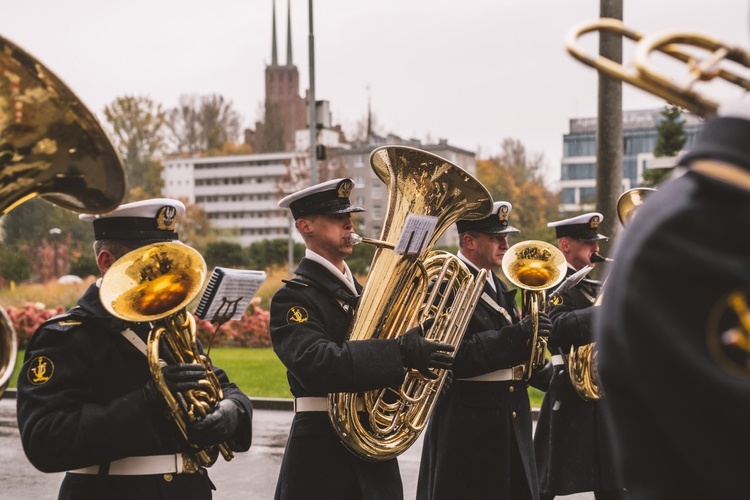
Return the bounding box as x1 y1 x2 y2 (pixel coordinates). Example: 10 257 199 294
559 237 570 254
462 233 475 251
297 218 313 237
96 250 116 275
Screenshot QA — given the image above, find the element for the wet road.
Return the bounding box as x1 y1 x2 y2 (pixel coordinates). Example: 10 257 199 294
0 398 593 499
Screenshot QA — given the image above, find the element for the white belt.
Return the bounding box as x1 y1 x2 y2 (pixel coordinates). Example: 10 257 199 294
458 365 525 382
68 453 198 475
551 354 565 366
294 396 365 412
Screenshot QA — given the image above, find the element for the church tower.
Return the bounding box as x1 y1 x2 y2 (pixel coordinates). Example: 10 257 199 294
261 0 308 152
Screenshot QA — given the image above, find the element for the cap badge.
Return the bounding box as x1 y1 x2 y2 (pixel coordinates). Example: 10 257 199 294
337 179 354 199
27 356 54 385
590 216 600 229
156 206 178 231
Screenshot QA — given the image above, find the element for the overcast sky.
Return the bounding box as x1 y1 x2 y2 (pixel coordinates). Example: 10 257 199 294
2 0 749 186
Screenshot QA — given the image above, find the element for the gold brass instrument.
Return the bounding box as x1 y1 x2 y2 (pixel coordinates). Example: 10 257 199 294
501 240 567 380
566 17 750 118
617 187 656 226
328 145 493 461
100 242 234 467
567 343 602 401
0 34 126 398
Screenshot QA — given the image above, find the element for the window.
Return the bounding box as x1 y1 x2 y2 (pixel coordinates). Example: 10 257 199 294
561 188 576 204
580 187 597 204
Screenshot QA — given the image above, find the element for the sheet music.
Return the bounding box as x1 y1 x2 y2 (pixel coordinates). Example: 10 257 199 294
394 214 438 255
195 268 266 322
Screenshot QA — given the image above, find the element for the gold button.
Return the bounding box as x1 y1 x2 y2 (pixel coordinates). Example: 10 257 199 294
163 474 173 482
509 385 515 393
512 411 517 418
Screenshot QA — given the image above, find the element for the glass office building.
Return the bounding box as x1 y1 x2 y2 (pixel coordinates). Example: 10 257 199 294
559 108 704 213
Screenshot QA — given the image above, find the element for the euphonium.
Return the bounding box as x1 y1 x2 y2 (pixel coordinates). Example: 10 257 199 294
328 145 493 461
99 242 233 467
0 34 126 398
501 240 567 379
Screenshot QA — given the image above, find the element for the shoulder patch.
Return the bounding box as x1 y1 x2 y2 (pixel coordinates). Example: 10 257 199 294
27 356 54 385
287 306 309 323
45 319 84 332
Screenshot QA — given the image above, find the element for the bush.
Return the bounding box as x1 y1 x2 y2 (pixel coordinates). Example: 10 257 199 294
195 298 271 348
5 302 65 348
0 246 34 283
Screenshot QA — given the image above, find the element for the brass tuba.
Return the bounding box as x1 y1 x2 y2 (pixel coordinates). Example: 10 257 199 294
0 34 126 397
617 187 656 226
566 17 750 118
501 240 567 379
99 242 233 467
328 146 493 461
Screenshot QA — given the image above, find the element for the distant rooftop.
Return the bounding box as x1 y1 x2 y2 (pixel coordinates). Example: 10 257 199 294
569 108 704 134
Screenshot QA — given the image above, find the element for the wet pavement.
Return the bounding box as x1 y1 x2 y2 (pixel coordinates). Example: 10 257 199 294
0 397 593 499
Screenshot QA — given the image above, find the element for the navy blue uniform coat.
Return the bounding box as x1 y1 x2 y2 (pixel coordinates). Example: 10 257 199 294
534 268 623 496
270 257 407 500
417 268 541 500
16 283 253 500
597 166 750 499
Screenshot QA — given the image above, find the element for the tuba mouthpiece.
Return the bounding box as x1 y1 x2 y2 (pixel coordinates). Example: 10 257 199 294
590 253 613 263
346 233 363 246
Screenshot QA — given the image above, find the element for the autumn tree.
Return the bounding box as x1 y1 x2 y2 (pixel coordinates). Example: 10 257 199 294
643 105 687 186
476 138 559 243
103 95 168 199
167 94 244 155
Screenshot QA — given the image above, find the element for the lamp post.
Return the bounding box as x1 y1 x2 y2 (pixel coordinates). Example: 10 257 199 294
308 0 317 186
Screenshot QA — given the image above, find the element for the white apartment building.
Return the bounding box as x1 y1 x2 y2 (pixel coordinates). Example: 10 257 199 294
162 152 305 246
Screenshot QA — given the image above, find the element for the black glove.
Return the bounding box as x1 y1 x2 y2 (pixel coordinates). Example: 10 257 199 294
438 370 453 400
506 312 553 341
398 321 455 380
143 363 207 410
188 398 244 447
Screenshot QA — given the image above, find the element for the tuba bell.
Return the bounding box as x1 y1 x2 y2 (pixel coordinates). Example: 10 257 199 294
502 240 567 379
0 34 126 398
328 145 493 461
99 242 233 467
617 187 656 226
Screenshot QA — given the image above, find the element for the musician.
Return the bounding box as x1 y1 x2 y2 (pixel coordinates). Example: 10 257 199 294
596 107 750 498
16 198 253 500
533 213 626 500
417 201 553 500
270 178 454 500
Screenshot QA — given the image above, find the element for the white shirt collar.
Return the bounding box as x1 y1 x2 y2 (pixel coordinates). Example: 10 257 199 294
305 249 358 296
457 250 497 293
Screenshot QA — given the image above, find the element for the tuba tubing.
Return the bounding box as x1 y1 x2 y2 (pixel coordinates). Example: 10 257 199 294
566 18 750 117
328 145 493 461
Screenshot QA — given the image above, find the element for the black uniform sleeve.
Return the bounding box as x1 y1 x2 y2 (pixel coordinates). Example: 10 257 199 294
17 326 174 472
548 295 594 350
450 326 530 378
270 285 406 394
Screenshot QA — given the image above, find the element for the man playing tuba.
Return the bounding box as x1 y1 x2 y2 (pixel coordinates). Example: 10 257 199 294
270 178 454 500
16 198 253 500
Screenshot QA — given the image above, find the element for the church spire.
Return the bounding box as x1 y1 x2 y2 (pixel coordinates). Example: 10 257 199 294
286 0 293 66
271 0 278 66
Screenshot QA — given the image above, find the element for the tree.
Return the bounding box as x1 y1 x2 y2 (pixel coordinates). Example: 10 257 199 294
167 94 245 156
644 105 687 186
103 95 168 199
177 200 214 254
476 139 560 243
261 100 285 153
246 239 304 269
204 241 248 269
